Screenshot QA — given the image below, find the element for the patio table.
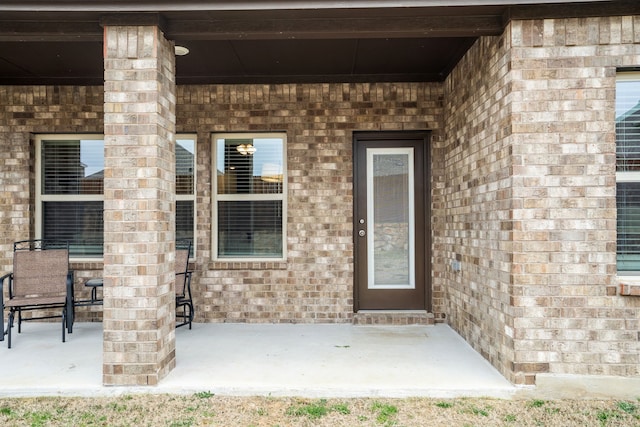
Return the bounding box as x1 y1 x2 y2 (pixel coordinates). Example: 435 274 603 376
75 278 103 306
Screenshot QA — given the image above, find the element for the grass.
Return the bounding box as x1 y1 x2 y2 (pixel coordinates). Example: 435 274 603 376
0 395 639 426
617 401 637 414
504 413 517 422
193 391 214 399
286 398 351 419
435 401 453 408
371 401 399 426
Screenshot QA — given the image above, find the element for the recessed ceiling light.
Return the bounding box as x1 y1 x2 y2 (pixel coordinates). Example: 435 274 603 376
174 45 190 56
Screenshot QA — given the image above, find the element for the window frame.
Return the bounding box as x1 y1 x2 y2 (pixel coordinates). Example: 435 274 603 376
211 132 287 262
176 134 198 258
35 134 104 262
616 71 640 275
35 133 197 261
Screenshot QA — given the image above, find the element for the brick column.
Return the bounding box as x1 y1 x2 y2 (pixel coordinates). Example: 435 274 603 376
102 24 176 386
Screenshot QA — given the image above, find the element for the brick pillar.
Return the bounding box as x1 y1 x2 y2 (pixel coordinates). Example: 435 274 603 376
102 24 176 386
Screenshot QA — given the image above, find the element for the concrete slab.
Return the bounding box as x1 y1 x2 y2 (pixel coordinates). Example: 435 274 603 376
0 322 517 398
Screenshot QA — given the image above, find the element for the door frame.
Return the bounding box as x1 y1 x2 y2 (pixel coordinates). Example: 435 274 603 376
353 130 432 312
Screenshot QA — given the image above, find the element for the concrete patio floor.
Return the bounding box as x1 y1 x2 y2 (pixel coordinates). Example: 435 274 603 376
0 322 520 399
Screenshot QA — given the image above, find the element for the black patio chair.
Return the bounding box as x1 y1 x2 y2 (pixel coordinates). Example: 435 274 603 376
0 240 74 348
175 240 194 329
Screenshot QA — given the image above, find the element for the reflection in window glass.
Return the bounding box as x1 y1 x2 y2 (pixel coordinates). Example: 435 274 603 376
42 139 104 195
616 79 640 172
40 138 105 257
176 139 195 195
214 133 286 259
216 137 284 195
38 135 197 258
176 137 196 256
617 73 640 271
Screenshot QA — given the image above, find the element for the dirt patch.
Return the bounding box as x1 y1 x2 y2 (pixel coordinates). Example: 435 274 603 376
1 394 639 426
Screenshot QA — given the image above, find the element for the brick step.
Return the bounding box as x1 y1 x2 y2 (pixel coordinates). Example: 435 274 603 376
353 310 434 325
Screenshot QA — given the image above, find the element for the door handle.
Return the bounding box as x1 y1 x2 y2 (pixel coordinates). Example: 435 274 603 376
358 230 366 237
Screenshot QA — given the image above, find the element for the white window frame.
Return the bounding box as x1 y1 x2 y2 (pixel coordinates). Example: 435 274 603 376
212 132 287 262
36 134 197 261
616 71 640 276
176 134 198 259
35 134 104 262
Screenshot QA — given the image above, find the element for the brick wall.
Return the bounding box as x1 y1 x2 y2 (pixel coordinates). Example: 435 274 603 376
0 86 104 320
509 16 640 384
178 83 444 323
441 30 516 381
3 15 637 387
443 16 640 384
0 83 444 325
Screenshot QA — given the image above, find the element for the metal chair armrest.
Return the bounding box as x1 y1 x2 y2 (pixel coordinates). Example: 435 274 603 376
0 272 10 341
0 272 12 301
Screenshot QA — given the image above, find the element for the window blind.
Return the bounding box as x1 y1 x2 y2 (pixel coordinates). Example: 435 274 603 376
176 200 194 241
616 74 640 271
176 139 195 195
43 201 104 256
216 137 284 195
218 200 283 257
616 79 640 172
214 134 285 259
617 183 640 270
42 139 104 195
39 136 197 258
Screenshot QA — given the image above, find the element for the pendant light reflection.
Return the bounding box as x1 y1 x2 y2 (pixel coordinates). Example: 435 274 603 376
236 144 256 156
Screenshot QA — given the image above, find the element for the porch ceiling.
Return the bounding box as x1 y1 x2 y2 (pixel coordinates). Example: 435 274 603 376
0 1 637 85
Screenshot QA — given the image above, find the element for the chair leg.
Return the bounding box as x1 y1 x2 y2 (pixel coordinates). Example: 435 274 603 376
61 308 66 343
175 301 193 329
66 298 74 334
7 310 14 349
0 307 4 342
17 308 21 333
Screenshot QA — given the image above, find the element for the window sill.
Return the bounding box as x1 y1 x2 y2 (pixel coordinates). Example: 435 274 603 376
618 277 640 296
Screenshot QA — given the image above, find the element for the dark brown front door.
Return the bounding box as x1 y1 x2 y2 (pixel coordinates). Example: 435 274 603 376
354 131 430 311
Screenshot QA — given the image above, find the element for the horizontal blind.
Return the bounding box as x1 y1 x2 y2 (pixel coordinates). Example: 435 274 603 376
43 201 104 257
617 74 640 271
42 139 104 195
617 183 640 270
216 137 284 195
214 134 285 258
39 136 196 257
176 200 194 241
176 139 195 195
217 200 283 257
616 78 640 172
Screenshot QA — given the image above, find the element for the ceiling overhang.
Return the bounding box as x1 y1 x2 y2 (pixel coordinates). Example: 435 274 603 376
0 0 620 12
0 1 638 85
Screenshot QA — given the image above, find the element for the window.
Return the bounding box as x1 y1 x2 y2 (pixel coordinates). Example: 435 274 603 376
36 134 196 258
176 137 196 254
616 72 640 272
213 133 286 260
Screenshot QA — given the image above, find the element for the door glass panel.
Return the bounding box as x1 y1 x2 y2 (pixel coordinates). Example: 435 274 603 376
366 148 415 289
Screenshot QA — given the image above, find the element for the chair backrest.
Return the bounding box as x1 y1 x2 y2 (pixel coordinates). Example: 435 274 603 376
175 243 191 296
12 248 69 299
